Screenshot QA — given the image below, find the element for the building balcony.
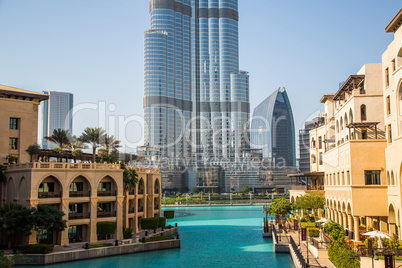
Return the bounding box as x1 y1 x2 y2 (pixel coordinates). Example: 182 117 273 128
97 211 116 218
128 207 135 214
128 189 135 195
97 190 117 197
38 191 62 198
138 189 144 195
69 191 90 198
154 204 159 210
155 189 160 194
138 207 144 213
290 185 324 191
68 212 90 220
6 162 121 171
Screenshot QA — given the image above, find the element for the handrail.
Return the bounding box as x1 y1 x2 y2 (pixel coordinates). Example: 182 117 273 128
289 235 307 268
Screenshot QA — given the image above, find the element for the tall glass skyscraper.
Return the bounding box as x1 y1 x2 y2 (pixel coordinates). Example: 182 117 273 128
40 91 73 149
144 0 192 161
144 0 249 165
250 88 296 167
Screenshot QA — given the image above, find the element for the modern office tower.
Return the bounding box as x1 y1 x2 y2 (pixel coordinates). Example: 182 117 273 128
144 0 192 162
191 0 249 163
250 88 296 167
40 91 73 149
144 0 249 163
298 121 313 173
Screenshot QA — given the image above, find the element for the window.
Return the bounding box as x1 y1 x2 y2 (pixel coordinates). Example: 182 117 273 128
319 152 323 165
365 170 381 185
386 68 389 87
361 105 367 121
9 138 18 150
311 154 316 164
98 182 111 192
39 182 55 193
9 118 18 130
70 182 84 192
392 59 396 72
387 96 391 115
318 136 322 149
69 204 83 213
97 203 112 212
362 130 368 140
388 124 393 143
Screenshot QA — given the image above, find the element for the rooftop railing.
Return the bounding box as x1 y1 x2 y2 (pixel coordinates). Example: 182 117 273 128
6 162 121 171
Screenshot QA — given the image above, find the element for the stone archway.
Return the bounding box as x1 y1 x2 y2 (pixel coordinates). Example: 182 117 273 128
389 204 397 237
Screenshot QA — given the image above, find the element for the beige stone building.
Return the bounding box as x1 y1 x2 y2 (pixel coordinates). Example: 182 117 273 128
1 163 161 246
0 85 162 246
382 9 402 239
324 63 387 241
0 84 48 163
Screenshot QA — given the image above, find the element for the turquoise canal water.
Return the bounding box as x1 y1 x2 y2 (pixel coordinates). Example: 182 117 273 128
26 206 294 268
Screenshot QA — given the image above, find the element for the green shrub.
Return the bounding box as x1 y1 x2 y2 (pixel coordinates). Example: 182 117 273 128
328 242 360 268
141 217 160 230
164 211 174 219
307 228 320 237
16 244 54 254
123 227 133 239
301 222 316 229
145 236 174 242
82 243 113 249
158 217 166 228
97 222 117 237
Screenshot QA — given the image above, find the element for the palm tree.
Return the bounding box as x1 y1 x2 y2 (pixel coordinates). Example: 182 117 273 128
69 135 87 150
121 163 139 191
77 127 106 162
103 135 121 159
44 129 71 148
26 143 41 162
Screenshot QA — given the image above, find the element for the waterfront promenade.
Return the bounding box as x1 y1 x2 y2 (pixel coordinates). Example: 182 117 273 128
270 225 336 268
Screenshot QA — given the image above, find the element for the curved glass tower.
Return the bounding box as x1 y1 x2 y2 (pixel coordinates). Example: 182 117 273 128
250 88 296 167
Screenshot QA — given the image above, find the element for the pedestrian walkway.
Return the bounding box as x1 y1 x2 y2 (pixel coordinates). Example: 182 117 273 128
278 228 336 268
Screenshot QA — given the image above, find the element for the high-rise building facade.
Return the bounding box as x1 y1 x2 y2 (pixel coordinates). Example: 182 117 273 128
298 121 313 173
250 88 296 167
144 1 192 162
144 0 249 167
40 91 73 149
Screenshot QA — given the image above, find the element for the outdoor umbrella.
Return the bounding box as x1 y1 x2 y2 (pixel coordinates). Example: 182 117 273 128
316 218 329 224
362 230 390 248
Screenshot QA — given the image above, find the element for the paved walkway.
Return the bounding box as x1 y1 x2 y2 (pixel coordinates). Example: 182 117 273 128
278 229 336 268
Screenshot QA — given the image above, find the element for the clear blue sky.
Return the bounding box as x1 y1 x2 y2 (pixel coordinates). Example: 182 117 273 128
0 0 400 153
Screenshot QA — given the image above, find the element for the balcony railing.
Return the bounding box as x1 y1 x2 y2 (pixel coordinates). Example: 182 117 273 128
138 189 144 195
128 189 135 195
128 207 135 214
98 190 117 197
69 212 90 220
38 191 62 198
69 191 90 198
138 207 144 213
97 211 116 218
154 204 159 210
290 185 324 191
6 162 121 171
155 189 160 194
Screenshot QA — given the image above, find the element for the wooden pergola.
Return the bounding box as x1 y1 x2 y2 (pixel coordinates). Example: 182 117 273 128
288 172 325 191
346 122 380 139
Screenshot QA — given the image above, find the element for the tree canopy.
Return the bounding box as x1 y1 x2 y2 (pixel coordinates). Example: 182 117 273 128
121 163 139 191
32 205 66 243
295 192 325 210
78 127 106 162
241 186 252 193
267 198 293 216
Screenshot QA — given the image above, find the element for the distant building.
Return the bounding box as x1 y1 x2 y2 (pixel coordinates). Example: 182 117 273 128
0 84 48 163
298 121 313 173
40 91 73 149
250 88 296 167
